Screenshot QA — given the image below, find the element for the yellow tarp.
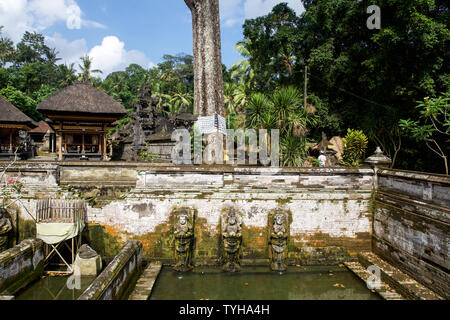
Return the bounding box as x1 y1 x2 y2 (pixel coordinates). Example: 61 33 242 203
36 221 85 245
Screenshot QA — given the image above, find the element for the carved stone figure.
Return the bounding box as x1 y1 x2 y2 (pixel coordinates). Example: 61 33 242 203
173 211 194 272
269 211 289 271
222 208 242 272
0 209 12 252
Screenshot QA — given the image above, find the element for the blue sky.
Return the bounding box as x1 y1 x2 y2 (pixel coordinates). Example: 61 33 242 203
0 0 305 76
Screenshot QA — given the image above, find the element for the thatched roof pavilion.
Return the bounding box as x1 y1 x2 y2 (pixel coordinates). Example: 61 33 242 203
0 95 37 159
37 82 127 161
37 82 126 118
0 95 36 129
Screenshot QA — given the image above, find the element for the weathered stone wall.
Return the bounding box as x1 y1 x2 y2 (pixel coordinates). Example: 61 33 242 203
0 162 375 266
0 238 45 295
373 168 449 299
78 240 142 300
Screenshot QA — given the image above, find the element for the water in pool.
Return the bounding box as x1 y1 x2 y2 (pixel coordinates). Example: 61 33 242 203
16 275 96 300
150 265 381 300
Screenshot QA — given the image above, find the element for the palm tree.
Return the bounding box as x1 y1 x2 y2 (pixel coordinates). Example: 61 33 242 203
45 48 61 66
224 82 238 126
151 82 171 111
169 83 193 113
229 39 254 86
233 84 248 113
58 63 77 88
78 55 102 83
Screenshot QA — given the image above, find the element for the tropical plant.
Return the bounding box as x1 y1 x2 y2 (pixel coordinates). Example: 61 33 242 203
57 63 77 88
271 86 302 131
245 93 272 129
78 55 102 83
229 39 254 87
341 129 369 167
280 136 309 167
169 83 193 113
399 92 449 175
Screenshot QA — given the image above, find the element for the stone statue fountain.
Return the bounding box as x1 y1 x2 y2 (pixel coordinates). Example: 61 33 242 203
173 208 195 272
0 208 12 252
269 210 290 272
221 208 242 272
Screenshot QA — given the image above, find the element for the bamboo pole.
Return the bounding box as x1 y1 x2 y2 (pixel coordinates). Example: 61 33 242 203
9 130 13 152
58 134 63 161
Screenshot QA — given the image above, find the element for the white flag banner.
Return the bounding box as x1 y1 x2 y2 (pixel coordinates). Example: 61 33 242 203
194 114 227 135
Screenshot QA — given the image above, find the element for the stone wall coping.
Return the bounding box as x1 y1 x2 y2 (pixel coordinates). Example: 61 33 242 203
0 161 375 175
378 168 450 185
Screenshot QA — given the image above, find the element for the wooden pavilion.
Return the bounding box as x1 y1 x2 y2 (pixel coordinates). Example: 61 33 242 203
37 82 127 161
0 95 37 159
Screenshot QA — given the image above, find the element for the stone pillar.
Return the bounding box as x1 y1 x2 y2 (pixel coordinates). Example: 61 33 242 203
365 147 392 188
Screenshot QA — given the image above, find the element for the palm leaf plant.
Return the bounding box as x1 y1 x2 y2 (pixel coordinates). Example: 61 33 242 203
271 86 302 133
245 92 272 129
280 135 309 167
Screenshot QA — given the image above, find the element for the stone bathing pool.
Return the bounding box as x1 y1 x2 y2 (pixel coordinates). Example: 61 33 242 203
15 275 96 300
149 265 381 300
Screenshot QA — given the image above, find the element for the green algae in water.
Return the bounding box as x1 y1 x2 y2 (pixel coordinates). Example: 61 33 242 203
16 275 96 300
150 266 381 300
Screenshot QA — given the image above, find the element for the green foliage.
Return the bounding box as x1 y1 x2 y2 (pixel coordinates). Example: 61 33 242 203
271 86 302 130
79 55 102 83
280 136 309 167
399 91 449 174
341 129 369 167
240 0 450 172
32 84 57 103
139 143 157 162
0 85 42 120
245 93 272 128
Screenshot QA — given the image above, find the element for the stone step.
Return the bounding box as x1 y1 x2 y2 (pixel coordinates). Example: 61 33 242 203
358 252 443 300
128 261 162 300
344 262 404 300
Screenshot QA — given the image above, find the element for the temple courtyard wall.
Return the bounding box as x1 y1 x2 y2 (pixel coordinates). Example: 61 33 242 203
1 161 448 297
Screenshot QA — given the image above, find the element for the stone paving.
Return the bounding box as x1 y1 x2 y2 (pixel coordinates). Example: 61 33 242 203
346 252 443 300
128 261 162 300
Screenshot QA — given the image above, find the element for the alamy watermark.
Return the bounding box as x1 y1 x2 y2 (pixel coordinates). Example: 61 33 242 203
171 129 280 167
66 5 81 30
66 265 81 290
366 265 382 290
367 5 381 30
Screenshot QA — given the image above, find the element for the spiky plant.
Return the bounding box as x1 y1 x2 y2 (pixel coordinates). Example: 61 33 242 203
246 93 272 129
280 136 309 167
271 86 302 131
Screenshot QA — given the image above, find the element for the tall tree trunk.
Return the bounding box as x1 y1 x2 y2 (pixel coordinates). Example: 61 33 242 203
185 0 225 117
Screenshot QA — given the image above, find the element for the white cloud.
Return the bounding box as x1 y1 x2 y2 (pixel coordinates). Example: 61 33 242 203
244 0 305 19
88 36 154 77
220 0 243 27
219 0 305 27
45 33 88 66
0 0 105 42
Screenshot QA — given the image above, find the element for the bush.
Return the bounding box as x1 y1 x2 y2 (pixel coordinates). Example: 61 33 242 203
341 129 368 166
